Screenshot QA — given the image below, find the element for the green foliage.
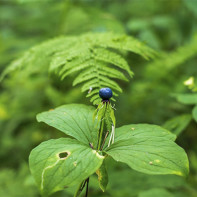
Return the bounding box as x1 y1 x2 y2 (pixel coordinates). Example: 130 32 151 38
183 0 197 17
174 92 197 123
105 124 189 176
1 0 197 197
93 102 115 132
29 138 104 196
37 104 99 147
192 105 197 123
145 34 197 80
1 32 155 104
163 114 192 136
96 162 108 192
30 104 189 196
104 158 191 197
0 164 38 197
93 101 116 149
174 93 197 105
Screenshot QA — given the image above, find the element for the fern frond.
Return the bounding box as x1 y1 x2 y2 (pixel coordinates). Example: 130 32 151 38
98 66 129 81
93 48 133 77
82 32 156 59
1 32 156 104
86 89 99 98
0 36 76 80
73 67 97 86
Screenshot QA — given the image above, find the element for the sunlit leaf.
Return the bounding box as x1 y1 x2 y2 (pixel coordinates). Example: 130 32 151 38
37 104 98 147
29 138 104 196
105 124 189 176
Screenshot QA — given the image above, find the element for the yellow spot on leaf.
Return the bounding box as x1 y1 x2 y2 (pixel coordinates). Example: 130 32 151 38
92 150 104 159
96 170 102 181
173 171 183 176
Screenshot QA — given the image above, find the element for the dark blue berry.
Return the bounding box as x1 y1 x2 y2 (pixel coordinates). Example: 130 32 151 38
99 88 113 100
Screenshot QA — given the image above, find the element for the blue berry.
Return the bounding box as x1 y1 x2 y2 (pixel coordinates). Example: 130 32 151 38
99 88 113 100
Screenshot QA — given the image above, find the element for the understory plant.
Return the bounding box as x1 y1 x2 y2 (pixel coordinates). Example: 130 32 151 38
2 32 189 196
29 89 189 197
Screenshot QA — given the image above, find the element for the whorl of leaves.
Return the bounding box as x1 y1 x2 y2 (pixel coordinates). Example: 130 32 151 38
1 32 155 104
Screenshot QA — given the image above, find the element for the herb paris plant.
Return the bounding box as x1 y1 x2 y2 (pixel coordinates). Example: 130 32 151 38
29 88 189 197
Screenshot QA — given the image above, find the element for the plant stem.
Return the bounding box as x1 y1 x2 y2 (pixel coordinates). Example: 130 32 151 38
98 102 108 150
97 118 104 150
74 180 85 197
101 131 109 150
74 178 90 197
85 178 89 197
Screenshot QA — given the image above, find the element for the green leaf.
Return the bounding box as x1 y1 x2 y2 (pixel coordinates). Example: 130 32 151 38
29 138 104 196
163 114 192 136
36 104 98 147
96 162 108 192
114 124 176 142
105 124 189 176
174 93 197 105
192 105 197 122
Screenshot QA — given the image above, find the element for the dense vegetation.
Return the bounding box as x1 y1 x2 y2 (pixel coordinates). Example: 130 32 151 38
0 0 197 197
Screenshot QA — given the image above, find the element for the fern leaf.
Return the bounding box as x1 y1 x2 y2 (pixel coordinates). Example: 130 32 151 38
50 48 91 72
98 66 128 81
82 32 156 59
90 94 101 103
81 79 100 92
86 89 100 98
73 67 96 86
1 32 155 104
93 48 133 77
98 76 122 93
60 59 94 80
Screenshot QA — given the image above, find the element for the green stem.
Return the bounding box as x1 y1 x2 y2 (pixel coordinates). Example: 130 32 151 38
97 103 107 150
74 178 90 197
85 178 89 197
97 119 104 150
74 180 85 197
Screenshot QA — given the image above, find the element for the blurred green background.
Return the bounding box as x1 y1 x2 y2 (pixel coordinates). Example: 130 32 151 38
0 0 197 196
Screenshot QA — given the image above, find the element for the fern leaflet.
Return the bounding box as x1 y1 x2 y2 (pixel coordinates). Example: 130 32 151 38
1 32 156 104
